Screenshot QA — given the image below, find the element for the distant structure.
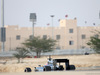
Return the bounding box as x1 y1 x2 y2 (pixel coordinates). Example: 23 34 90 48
0 19 100 51
30 13 37 38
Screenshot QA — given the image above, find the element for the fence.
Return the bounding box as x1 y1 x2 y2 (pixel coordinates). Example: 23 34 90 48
0 49 95 57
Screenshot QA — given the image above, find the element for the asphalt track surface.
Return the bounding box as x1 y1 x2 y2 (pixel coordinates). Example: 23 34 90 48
0 69 100 75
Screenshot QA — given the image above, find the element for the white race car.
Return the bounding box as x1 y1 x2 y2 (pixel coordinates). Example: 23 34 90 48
25 57 75 72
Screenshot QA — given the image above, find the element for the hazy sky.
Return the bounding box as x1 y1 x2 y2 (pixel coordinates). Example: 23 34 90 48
0 0 100 27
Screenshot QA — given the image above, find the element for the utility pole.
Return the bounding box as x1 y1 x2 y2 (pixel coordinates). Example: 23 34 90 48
50 15 54 39
1 0 5 52
99 10 100 19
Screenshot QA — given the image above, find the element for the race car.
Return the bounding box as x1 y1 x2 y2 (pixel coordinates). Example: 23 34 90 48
25 56 75 72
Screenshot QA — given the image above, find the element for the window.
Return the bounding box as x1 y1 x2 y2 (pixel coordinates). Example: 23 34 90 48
29 35 33 39
56 35 60 40
82 34 86 39
81 46 85 49
16 35 21 40
95 34 99 38
69 41 74 45
69 29 73 33
56 46 60 49
43 35 47 39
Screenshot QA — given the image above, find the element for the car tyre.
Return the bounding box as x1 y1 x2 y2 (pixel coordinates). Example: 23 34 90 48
24 67 32 72
44 66 51 71
69 65 75 70
59 65 64 70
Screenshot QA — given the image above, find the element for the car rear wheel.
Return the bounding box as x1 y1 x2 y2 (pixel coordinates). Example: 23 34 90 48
69 65 75 70
59 65 64 70
44 66 51 71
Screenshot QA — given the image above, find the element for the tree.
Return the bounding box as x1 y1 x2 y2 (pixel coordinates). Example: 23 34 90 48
13 47 29 63
87 30 100 54
23 37 56 58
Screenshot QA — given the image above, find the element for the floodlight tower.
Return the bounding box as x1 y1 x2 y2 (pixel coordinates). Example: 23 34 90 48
30 13 37 38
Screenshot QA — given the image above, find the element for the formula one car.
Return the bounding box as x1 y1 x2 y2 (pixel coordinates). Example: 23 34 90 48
25 56 75 72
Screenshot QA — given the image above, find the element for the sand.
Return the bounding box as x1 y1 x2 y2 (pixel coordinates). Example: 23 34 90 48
0 54 100 72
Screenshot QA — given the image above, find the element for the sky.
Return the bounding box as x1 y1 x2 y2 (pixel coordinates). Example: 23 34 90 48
0 0 100 27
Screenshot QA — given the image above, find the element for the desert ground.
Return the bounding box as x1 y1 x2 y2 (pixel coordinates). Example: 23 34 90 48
0 54 100 73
